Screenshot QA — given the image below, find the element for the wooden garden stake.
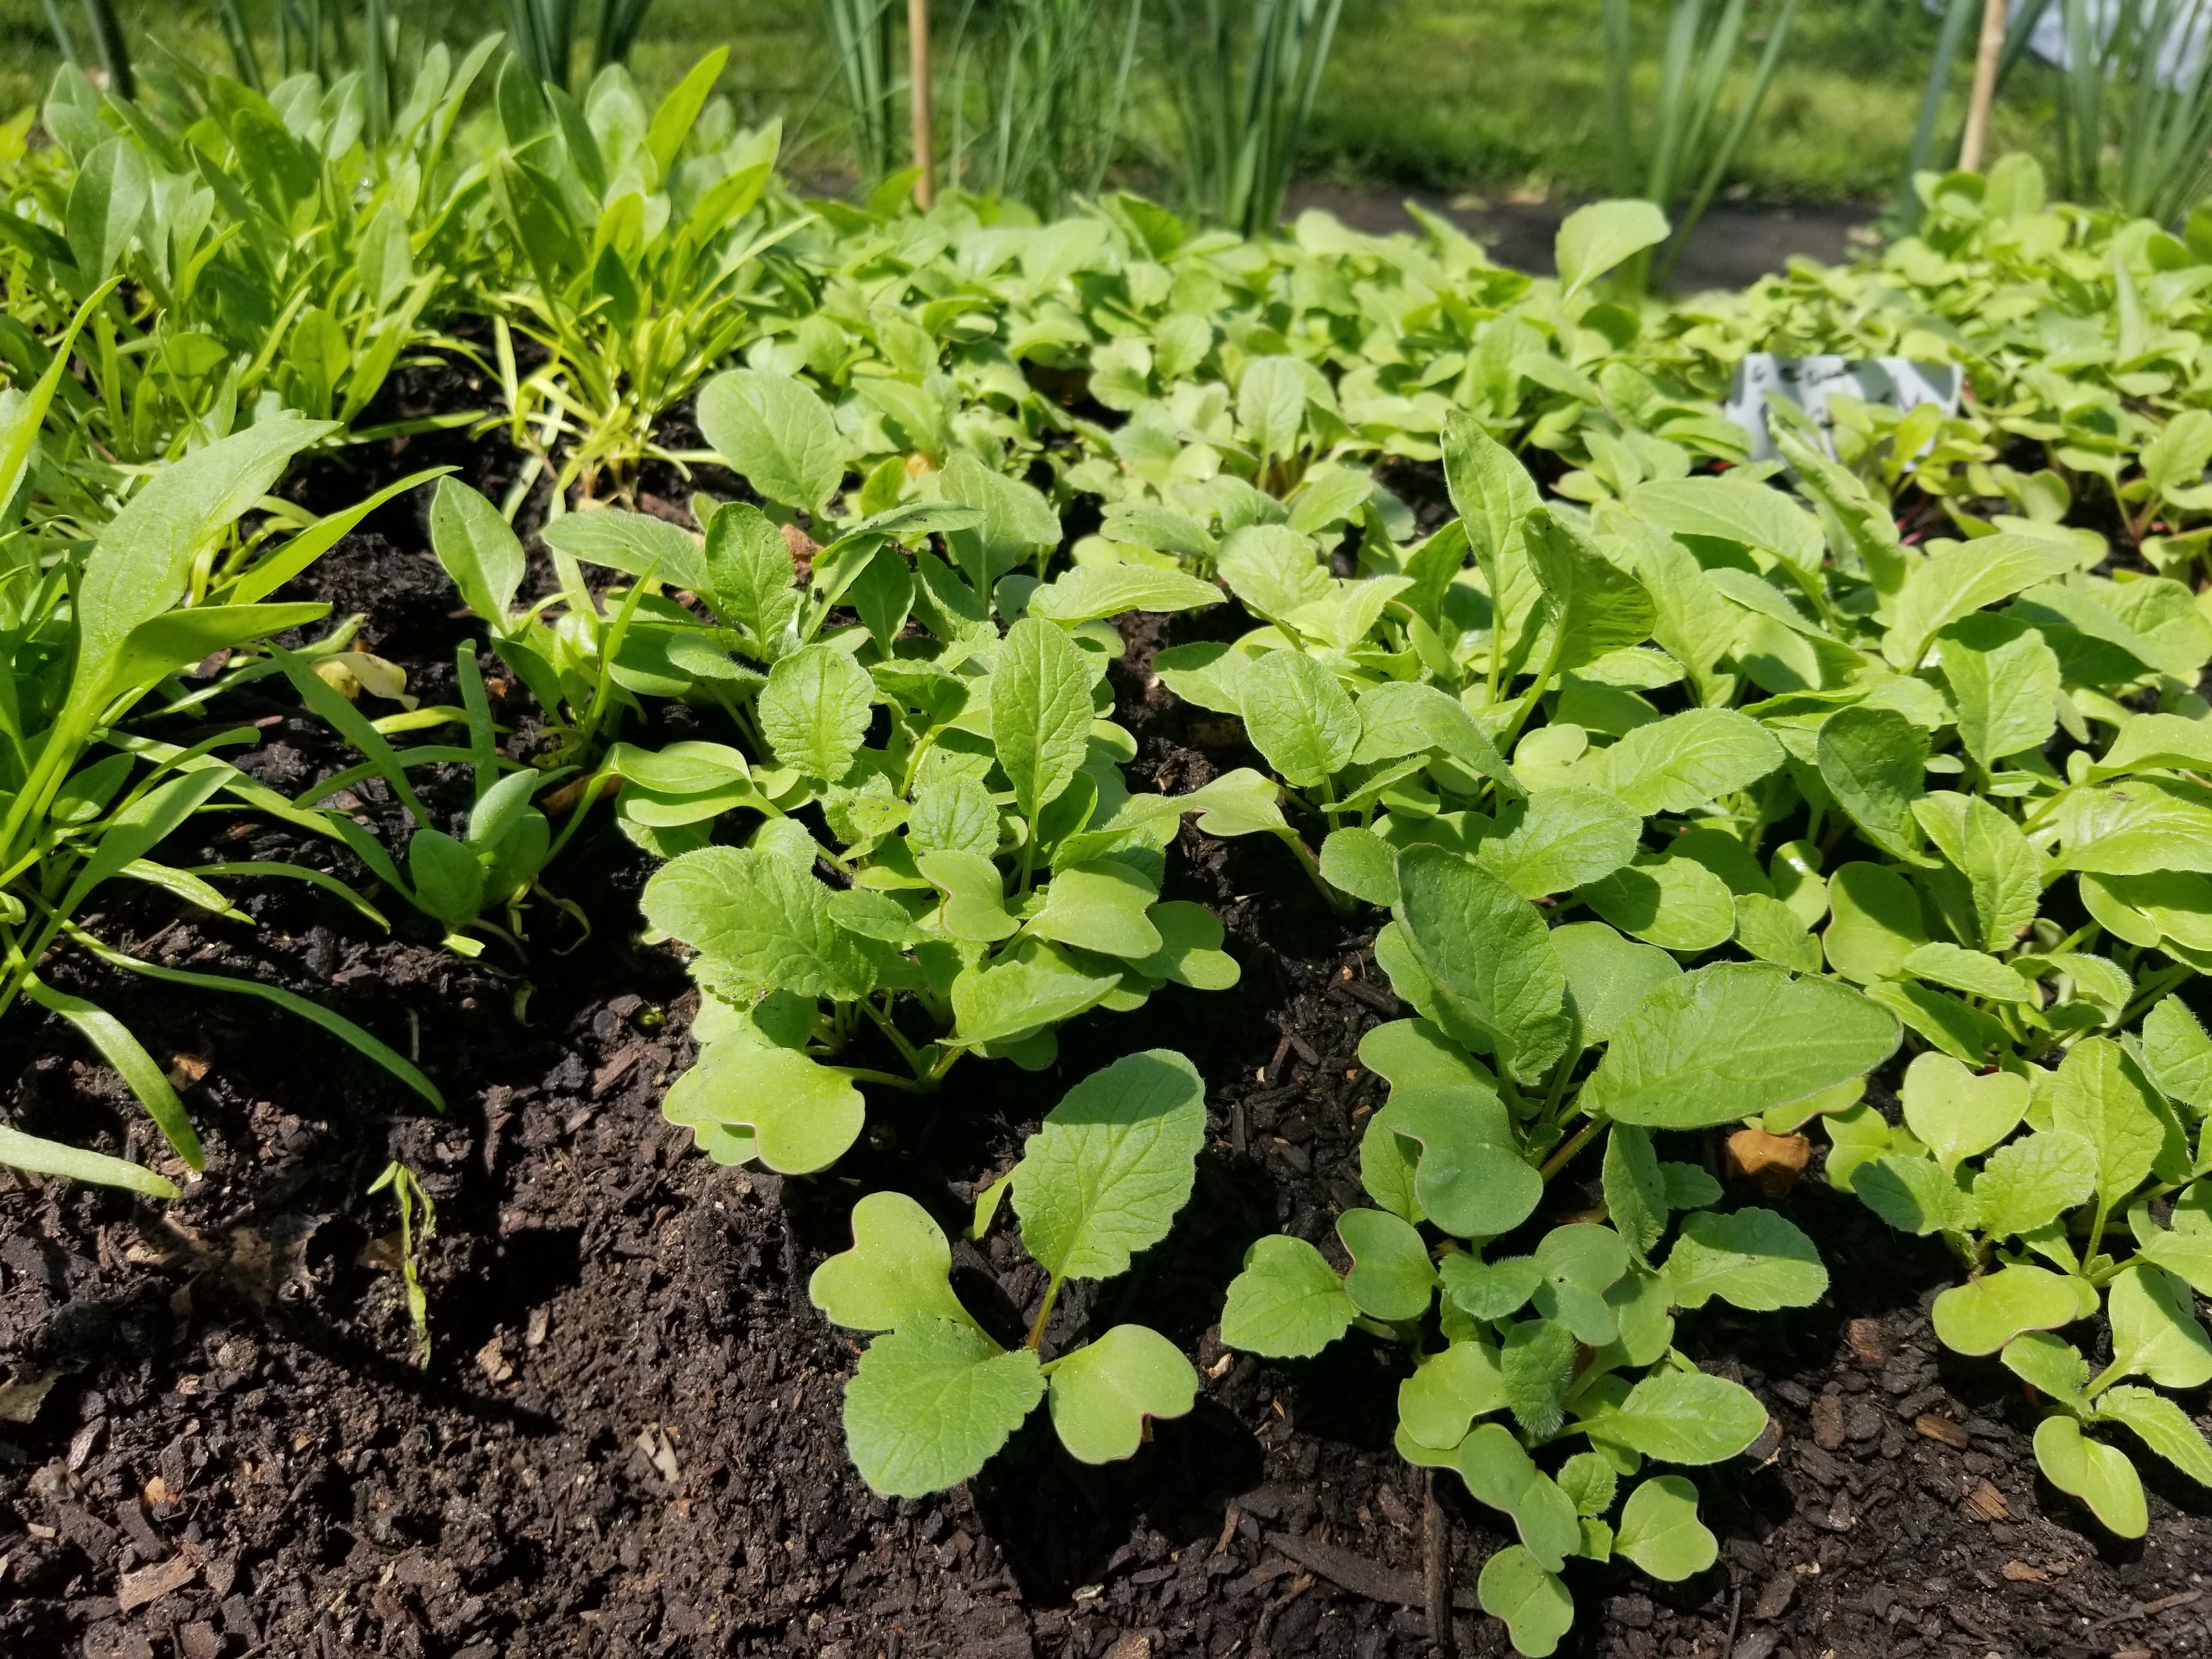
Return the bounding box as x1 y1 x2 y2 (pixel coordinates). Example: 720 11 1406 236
1959 0 2007 173
909 0 935 208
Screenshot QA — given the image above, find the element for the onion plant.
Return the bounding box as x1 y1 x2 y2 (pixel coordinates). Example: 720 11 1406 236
944 0 1143 218
2052 0 2212 224
1157 0 1341 239
1600 0 1798 290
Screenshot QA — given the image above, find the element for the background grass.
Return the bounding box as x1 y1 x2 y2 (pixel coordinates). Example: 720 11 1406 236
4 0 2062 204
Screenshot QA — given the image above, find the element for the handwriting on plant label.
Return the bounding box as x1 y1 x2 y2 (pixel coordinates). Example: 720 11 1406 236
1725 352 1962 461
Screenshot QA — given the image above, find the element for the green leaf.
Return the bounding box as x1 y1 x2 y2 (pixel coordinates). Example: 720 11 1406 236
1215 524 1331 623
1822 862 1930 984
703 502 800 652
1353 680 1520 794
1220 1234 1356 1357
1551 922 1681 1045
919 850 1018 943
1151 640 1250 715
2107 1263 2212 1389
2094 1385 2212 1485
2056 778 2212 877
1853 1151 1975 1237
1590 1367 1768 1465
2143 996 2212 1112
1443 412 1539 618
1240 649 1359 789
1026 565 1222 625
809 1191 974 1333
1581 963 1899 1129
1557 1451 1619 1519
1884 534 2075 669
949 944 1118 1046
760 643 874 783
0 1122 177 1198
1531 1223 1630 1344
1901 1051 2032 1171
1500 1317 1578 1438
1602 1123 1671 1259
1477 1545 1575 1658
1625 474 1825 577
1817 705 1929 865
1239 355 1308 463
1578 852 1737 953
71 416 332 719
2050 1038 2167 1209
1914 791 2041 952
1577 707 1782 814
2003 1329 2094 1410
25 981 200 1169
1931 1265 2083 1356
1662 1209 1827 1311
1733 893 1822 973
1394 845 1572 1086
644 847 875 1000
994 616 1097 821
1973 1130 2097 1238
430 479 527 624
1555 198 1669 298
1013 1051 1206 1282
1938 613 2061 771
1338 1207 1438 1322
1454 1423 1582 1572
1046 1324 1199 1463
842 1319 1042 1497
941 452 1060 586
1523 508 1656 672
1613 1475 1718 1582
2094 712 2212 780
662 1042 866 1175
1320 827 1400 905
66 136 149 278
1026 859 1163 958
1474 789 1640 898
540 509 708 592
1398 1338 1509 1450
2033 1415 2147 1538
697 367 846 516
1441 1252 1544 1321
1127 901 1240 990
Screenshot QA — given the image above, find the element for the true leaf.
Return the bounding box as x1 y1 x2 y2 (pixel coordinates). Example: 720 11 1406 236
1220 1234 1356 1357
759 644 874 782
1398 1338 1509 1449
1973 1130 2097 1238
2049 1039 2166 1207
1590 1367 1768 1464
1551 922 1680 1045
2094 1385 2212 1485
1817 704 1929 864
1474 788 1640 898
994 617 1096 820
1662 1208 1827 1311
1394 845 1572 1086
1012 1051 1206 1282
1241 649 1359 789
1578 707 1781 814
643 847 874 1000
697 368 846 516
1555 198 1669 299
2106 1263 2212 1389
1581 962 1899 1129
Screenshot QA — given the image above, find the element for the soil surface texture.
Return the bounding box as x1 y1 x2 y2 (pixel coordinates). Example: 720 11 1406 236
3 403 2209 1659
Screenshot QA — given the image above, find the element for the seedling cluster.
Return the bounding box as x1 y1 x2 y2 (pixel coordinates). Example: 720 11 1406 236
5 41 2212 1652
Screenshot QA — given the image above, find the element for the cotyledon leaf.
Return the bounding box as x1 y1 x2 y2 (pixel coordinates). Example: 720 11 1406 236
1045 1324 1199 1463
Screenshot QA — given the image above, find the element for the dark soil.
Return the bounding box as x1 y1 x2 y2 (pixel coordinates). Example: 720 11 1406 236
4 421 2211 1659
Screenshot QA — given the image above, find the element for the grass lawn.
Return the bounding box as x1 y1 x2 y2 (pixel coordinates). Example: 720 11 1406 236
3 0 2059 205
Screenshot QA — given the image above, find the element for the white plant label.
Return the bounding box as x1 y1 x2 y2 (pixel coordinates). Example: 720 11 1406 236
1725 352 1963 461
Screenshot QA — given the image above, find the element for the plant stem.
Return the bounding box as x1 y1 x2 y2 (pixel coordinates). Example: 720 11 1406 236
1539 1118 1602 1182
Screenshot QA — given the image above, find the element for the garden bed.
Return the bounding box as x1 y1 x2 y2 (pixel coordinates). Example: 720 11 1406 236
3 419 2209 1659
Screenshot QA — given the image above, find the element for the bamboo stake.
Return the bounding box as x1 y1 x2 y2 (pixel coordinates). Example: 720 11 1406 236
1959 0 2008 172
909 0 935 207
